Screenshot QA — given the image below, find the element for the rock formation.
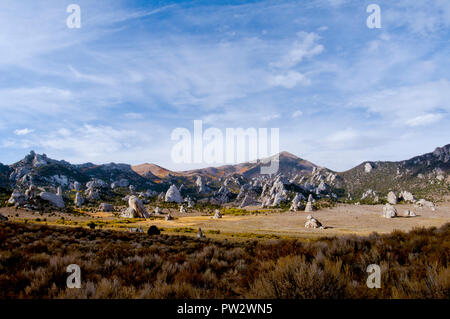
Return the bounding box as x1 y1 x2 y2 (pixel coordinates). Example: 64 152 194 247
195 176 209 193
399 191 415 203
165 185 183 203
402 210 416 217
305 215 323 229
39 191 65 209
8 190 26 206
122 195 150 218
304 194 314 212
387 191 398 205
213 209 222 219
382 203 397 218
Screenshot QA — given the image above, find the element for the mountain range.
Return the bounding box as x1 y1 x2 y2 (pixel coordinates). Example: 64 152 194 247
1 144 449 201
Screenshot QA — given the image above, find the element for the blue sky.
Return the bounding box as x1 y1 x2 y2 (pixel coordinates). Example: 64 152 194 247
0 0 449 171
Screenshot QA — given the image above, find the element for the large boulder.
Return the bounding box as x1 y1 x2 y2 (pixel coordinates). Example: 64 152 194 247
414 199 435 209
239 194 259 208
399 191 415 203
120 207 136 218
402 210 417 217
290 193 306 211
304 194 314 212
213 209 222 219
364 163 373 173
129 196 150 218
195 176 208 193
39 192 65 209
8 190 27 206
383 203 397 218
271 192 286 207
214 186 232 204
387 191 398 205
304 215 323 229
165 185 183 203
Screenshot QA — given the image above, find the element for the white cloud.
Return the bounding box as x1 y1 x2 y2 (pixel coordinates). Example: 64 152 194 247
292 110 303 118
14 128 34 136
353 80 450 124
272 32 324 69
405 113 444 127
268 71 310 88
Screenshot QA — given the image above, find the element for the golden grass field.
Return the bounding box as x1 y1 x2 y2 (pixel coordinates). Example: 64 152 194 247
2 200 449 240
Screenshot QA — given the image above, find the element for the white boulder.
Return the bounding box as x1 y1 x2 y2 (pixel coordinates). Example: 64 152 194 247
165 185 183 203
383 203 397 218
40 192 65 209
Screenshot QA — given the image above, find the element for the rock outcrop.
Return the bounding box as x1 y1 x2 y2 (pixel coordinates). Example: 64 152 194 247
39 191 65 209
8 190 27 206
121 196 150 218
195 176 209 193
415 199 435 209
387 191 398 205
304 215 323 229
399 191 415 203
304 194 314 212
213 209 222 219
402 210 416 217
382 203 397 218
165 185 183 203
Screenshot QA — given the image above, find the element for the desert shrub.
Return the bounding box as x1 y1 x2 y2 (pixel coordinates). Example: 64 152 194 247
147 225 160 235
0 222 448 299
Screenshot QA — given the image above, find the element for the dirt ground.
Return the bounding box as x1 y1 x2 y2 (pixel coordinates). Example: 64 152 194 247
2 200 449 240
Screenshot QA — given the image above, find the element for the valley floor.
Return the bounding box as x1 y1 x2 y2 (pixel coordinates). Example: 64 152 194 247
1 201 449 240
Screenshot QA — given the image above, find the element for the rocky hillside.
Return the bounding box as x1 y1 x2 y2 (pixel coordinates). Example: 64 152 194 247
334 144 450 200
0 144 448 210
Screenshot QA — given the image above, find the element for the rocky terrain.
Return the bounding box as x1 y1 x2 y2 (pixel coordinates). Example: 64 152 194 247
0 145 448 217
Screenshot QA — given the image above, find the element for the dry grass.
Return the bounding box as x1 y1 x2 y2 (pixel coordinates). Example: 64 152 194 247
0 221 448 299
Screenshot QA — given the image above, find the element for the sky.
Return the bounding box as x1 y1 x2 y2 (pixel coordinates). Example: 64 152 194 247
0 0 449 172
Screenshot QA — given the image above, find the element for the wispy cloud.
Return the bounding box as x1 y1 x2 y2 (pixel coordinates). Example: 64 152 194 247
14 128 34 136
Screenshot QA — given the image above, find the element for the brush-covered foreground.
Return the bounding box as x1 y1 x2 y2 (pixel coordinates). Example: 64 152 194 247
0 221 449 299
